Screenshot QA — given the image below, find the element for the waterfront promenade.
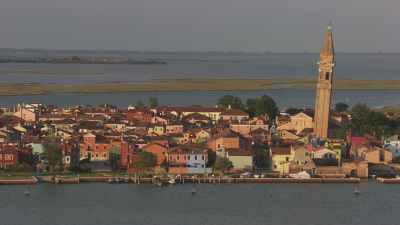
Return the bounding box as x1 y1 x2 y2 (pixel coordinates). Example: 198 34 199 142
0 174 376 185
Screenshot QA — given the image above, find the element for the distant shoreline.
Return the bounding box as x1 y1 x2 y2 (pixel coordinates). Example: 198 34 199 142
0 56 167 65
0 78 399 96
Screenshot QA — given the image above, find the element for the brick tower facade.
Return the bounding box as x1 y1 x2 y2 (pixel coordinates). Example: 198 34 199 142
314 25 335 139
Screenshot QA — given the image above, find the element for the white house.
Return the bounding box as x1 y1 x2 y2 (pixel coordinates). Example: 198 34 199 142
384 135 400 159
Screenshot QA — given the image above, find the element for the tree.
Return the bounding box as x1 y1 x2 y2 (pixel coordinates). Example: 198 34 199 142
206 149 217 168
133 151 157 173
160 159 169 173
135 100 145 108
69 142 81 173
335 102 349 113
109 146 121 172
285 107 303 115
253 144 270 169
214 156 233 175
217 95 244 109
350 103 395 138
149 97 159 108
42 137 63 173
246 95 279 120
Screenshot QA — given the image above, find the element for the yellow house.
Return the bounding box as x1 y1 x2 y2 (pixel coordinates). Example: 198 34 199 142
277 112 313 134
194 129 211 144
270 145 295 175
181 107 223 121
279 130 300 141
148 124 165 136
325 139 343 163
227 150 253 171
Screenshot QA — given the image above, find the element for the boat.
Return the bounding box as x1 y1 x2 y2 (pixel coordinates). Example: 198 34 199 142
289 171 311 179
168 178 176 185
353 185 361 196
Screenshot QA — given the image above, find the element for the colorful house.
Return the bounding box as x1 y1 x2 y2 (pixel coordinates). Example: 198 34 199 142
141 143 168 169
207 129 240 151
226 150 253 171
220 109 249 121
384 135 400 159
126 108 154 123
0 145 18 169
79 133 114 161
357 147 393 164
270 145 295 175
277 112 313 134
230 117 268 136
148 124 166 136
167 145 210 174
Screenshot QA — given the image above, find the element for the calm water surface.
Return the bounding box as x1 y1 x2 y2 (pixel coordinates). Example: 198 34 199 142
0 50 399 107
0 182 398 225
0 89 398 108
0 50 399 84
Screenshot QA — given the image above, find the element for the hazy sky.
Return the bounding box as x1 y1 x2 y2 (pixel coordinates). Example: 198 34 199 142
0 0 398 52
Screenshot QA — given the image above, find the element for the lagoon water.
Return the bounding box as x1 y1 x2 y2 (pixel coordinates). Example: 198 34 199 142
0 50 399 107
0 89 399 108
0 183 398 225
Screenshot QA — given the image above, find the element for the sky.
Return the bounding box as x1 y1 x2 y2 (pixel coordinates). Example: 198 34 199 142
0 0 398 52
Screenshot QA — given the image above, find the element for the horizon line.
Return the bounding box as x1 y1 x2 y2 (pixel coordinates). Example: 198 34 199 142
0 48 398 55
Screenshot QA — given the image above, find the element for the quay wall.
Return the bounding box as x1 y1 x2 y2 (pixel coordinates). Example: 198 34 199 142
0 176 38 185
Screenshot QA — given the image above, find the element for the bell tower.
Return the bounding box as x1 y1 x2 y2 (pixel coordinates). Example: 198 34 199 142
314 24 335 139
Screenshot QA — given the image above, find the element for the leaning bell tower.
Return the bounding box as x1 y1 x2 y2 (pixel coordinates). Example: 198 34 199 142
314 24 335 139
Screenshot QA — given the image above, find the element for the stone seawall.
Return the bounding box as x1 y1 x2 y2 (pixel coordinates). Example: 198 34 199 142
0 177 38 185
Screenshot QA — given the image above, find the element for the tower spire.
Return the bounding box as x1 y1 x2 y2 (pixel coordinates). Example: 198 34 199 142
320 23 334 59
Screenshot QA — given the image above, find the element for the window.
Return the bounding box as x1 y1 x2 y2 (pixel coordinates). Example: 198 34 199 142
195 156 198 160
286 157 289 162
379 150 385 162
325 72 330 80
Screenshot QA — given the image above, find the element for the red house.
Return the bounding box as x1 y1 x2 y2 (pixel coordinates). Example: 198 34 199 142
0 145 19 169
126 109 154 123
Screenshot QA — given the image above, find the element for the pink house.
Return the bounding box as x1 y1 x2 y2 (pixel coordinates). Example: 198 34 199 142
14 108 36 122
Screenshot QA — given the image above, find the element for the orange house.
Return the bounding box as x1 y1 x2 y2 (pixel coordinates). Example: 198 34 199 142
141 143 168 168
207 130 240 151
80 133 113 161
